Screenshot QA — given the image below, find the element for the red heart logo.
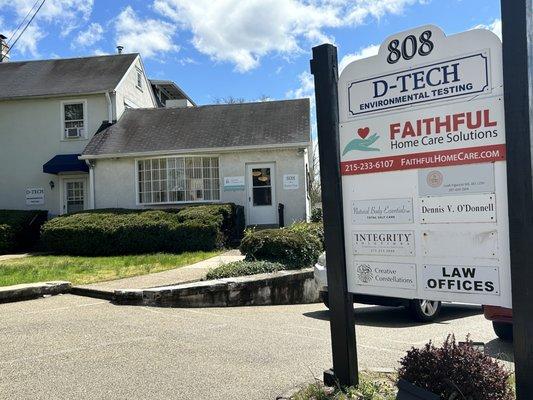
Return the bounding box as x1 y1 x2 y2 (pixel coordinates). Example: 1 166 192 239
357 127 370 139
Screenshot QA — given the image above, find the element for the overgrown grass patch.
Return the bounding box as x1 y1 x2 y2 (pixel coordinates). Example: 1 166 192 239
206 260 285 280
291 373 397 400
0 251 222 286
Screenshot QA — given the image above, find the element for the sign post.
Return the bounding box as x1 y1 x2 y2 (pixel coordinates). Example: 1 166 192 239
310 44 358 388
500 1 533 398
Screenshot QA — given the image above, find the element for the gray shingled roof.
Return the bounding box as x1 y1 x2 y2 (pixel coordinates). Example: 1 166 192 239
0 54 138 100
82 99 310 157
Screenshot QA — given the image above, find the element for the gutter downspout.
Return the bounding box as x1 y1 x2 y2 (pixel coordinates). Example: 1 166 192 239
105 91 113 123
85 160 96 209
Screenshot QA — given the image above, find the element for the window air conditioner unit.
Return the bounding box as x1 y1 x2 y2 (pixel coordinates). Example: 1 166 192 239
65 127 84 138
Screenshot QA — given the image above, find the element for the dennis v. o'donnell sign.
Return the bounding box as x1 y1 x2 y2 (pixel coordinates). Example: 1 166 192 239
338 25 511 308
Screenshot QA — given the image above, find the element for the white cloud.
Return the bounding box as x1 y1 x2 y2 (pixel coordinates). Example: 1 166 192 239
13 24 45 56
344 0 421 25
154 0 426 72
0 24 46 57
286 71 315 100
115 6 179 59
178 57 198 66
73 22 103 48
0 0 93 36
0 0 93 57
93 48 109 56
0 0 93 21
473 18 501 40
286 44 380 100
339 44 379 72
286 70 318 137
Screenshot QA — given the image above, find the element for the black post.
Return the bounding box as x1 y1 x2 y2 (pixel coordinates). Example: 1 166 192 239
500 1 533 398
310 44 358 388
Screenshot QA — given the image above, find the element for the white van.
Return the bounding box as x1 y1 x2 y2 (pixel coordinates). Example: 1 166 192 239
314 252 442 322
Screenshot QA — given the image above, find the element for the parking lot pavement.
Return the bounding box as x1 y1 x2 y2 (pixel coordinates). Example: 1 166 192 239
0 295 514 400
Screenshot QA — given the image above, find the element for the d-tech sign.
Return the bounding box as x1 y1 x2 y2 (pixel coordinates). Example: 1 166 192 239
339 25 511 307
347 52 490 116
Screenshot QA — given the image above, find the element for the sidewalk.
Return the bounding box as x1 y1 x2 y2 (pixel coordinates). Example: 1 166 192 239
0 253 31 261
76 249 245 291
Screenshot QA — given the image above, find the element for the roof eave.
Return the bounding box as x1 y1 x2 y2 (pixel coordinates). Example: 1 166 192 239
0 90 113 102
80 141 312 160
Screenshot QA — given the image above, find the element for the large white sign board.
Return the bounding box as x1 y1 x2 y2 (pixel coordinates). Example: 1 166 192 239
339 25 511 307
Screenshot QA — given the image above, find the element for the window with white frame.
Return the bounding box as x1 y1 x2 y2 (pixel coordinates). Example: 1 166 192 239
137 156 220 204
63 102 85 139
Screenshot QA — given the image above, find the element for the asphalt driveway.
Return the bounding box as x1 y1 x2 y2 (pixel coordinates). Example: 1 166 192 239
0 295 513 399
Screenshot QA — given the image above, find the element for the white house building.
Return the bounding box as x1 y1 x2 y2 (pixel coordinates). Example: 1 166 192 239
0 51 311 225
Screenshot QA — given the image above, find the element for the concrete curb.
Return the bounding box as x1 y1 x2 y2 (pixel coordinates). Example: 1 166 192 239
113 268 319 307
70 286 115 301
0 281 71 303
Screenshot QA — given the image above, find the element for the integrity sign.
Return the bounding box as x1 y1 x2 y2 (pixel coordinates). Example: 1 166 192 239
339 25 511 307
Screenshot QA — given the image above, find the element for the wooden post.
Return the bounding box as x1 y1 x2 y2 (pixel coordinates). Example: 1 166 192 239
500 1 533 398
310 43 358 388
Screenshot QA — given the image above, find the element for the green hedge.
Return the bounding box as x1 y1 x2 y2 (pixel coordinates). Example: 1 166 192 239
289 222 324 249
40 204 245 256
310 206 322 223
74 203 245 247
177 204 245 246
41 210 223 256
0 210 48 254
206 260 285 280
0 225 15 254
239 223 322 269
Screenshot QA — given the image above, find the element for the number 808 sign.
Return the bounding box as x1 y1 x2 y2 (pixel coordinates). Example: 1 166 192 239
386 29 434 64
343 25 493 118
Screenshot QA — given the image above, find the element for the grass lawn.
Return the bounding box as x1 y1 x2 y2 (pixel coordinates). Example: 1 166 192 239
0 251 222 287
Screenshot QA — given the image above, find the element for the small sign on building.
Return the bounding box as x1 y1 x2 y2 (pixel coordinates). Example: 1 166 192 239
223 176 245 191
25 187 45 205
283 174 299 189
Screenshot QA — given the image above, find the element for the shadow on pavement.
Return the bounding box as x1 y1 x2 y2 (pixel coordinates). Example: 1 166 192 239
303 303 483 329
484 338 514 363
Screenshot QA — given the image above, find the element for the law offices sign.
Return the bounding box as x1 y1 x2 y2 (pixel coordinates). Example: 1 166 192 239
338 25 511 308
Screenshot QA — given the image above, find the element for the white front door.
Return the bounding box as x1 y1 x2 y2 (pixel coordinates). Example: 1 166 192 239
62 178 87 214
246 163 277 225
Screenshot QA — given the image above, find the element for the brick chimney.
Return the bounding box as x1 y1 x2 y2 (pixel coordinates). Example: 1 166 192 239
0 35 9 62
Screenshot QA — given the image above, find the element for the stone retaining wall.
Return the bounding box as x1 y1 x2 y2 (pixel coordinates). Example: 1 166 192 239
114 269 319 307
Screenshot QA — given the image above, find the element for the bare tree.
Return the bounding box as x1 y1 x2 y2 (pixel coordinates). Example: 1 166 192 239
308 140 321 206
214 95 272 104
214 96 247 104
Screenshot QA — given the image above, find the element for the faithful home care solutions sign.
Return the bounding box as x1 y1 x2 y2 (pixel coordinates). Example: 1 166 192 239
338 25 511 307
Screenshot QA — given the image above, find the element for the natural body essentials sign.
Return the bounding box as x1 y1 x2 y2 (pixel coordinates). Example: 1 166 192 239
338 25 511 307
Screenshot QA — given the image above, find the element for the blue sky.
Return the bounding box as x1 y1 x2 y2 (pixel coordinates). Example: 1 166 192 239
0 0 501 105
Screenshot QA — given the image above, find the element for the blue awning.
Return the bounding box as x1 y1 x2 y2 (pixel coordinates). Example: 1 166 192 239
43 154 89 175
